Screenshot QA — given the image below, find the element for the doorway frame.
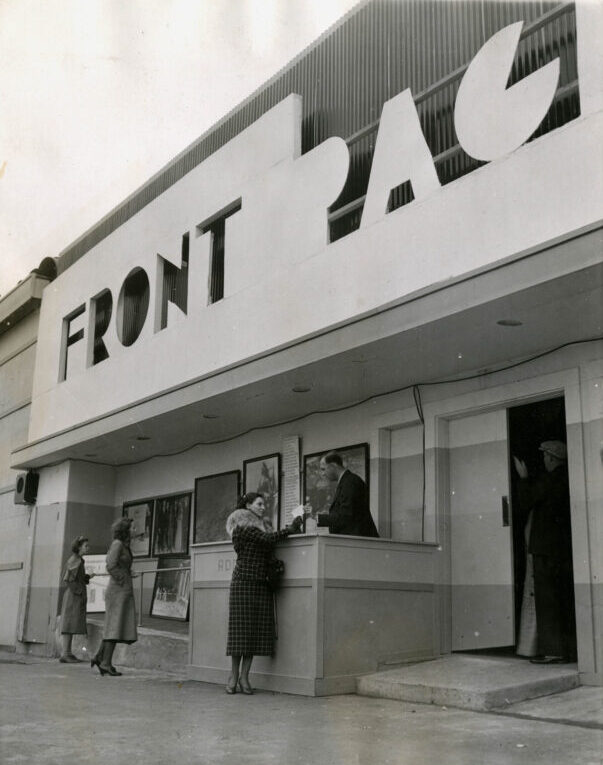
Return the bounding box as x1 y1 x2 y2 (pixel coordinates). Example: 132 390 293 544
424 367 593 673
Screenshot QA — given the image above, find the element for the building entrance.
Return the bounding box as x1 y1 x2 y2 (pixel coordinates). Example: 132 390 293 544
508 396 576 661
448 396 576 658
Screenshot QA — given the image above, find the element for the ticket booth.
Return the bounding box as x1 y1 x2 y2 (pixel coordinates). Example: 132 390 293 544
188 532 440 695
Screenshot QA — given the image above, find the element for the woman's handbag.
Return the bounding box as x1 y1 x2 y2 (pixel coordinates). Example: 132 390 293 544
266 557 285 590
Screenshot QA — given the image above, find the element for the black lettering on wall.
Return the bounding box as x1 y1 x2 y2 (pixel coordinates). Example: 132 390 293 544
90 289 113 366
116 268 150 347
59 304 86 381
199 199 242 305
157 233 189 331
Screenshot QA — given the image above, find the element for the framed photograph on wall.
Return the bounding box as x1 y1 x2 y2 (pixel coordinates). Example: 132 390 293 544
150 556 190 621
152 493 191 556
83 555 110 613
194 470 241 544
303 442 369 517
243 453 281 529
123 500 154 558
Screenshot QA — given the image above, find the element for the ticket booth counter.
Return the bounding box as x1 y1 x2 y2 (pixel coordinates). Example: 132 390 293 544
188 534 440 696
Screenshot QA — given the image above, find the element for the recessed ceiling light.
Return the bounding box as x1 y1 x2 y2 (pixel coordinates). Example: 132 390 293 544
497 319 523 327
292 385 312 393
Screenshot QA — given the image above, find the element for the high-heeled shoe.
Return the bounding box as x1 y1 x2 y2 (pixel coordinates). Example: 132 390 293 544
238 680 254 695
101 665 122 676
91 657 106 676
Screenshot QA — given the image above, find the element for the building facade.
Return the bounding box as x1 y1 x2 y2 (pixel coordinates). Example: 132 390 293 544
0 261 56 649
5 1 603 686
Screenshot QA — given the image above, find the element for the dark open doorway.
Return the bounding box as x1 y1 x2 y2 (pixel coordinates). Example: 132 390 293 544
507 396 576 657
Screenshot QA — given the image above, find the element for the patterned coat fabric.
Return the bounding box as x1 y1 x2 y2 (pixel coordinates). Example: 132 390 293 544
227 526 293 656
60 554 90 634
103 540 138 643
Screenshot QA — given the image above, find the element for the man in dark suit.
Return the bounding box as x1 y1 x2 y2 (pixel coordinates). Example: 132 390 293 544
315 451 379 537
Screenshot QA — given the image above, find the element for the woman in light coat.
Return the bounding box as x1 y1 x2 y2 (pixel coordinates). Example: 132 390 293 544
91 518 138 676
59 535 95 663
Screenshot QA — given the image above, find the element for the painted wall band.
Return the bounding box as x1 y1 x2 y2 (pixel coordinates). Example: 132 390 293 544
0 562 23 572
192 578 434 591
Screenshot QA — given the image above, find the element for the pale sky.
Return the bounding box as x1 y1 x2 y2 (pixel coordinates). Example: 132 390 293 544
0 0 360 296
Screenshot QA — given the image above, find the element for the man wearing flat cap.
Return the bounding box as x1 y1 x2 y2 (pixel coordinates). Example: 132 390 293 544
513 440 576 664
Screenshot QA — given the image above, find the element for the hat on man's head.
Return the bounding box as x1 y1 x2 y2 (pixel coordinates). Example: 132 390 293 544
539 440 567 461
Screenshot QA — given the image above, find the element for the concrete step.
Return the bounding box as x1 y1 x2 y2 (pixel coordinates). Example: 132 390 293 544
70 619 189 673
357 655 580 711
496 686 603 729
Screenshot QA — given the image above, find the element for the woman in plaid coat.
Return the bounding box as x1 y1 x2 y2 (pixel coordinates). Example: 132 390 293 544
225 492 302 694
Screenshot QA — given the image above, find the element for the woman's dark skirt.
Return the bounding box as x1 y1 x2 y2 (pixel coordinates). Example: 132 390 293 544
60 590 87 635
226 578 275 656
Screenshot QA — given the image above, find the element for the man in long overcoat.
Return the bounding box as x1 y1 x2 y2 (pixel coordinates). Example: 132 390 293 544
514 440 576 663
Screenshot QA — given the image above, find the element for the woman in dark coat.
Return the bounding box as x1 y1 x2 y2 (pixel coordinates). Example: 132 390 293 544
59 535 95 663
225 492 302 694
91 518 138 676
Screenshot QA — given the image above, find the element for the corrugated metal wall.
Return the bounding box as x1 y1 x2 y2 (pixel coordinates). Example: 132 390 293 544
58 0 579 270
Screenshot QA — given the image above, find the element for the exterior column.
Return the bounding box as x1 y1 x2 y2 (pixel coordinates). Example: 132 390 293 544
17 461 116 656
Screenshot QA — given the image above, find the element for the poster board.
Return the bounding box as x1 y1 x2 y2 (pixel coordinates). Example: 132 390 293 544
194 470 240 543
84 554 109 613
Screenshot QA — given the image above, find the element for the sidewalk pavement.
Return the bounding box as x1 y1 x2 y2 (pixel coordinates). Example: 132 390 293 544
1 652 601 765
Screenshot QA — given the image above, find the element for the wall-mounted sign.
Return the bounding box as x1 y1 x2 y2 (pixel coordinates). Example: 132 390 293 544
21 8 601 447
58 21 564 382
